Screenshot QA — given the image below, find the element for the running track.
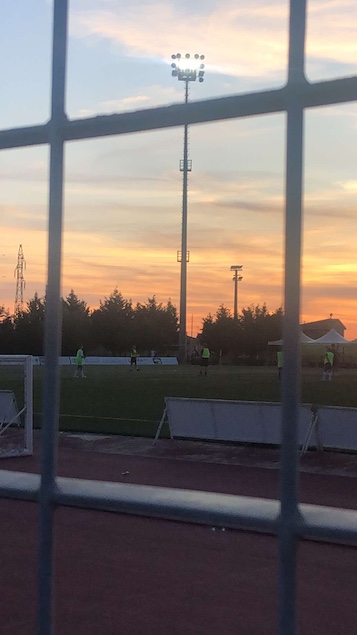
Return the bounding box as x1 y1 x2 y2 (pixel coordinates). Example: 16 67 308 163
1 434 357 634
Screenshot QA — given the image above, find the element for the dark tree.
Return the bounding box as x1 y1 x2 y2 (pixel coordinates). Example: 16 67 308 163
90 288 134 354
13 293 46 354
61 290 91 355
0 310 16 354
201 303 283 361
266 307 283 343
133 296 178 354
200 313 214 347
240 304 282 356
201 305 238 357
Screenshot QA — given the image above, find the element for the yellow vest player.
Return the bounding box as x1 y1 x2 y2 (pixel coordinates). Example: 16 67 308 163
130 346 140 371
200 345 211 375
74 346 86 378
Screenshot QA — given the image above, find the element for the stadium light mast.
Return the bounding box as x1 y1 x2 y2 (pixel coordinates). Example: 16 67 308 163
230 265 243 320
14 244 26 314
171 52 205 363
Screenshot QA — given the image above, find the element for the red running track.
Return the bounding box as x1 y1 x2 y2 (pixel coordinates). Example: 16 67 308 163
1 435 357 635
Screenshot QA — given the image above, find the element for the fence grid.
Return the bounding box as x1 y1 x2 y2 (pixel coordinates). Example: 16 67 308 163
1 1 357 634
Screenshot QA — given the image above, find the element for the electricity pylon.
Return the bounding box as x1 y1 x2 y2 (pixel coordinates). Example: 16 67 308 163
14 244 26 314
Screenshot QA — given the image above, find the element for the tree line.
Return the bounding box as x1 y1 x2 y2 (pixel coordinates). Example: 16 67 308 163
0 289 283 360
0 289 179 356
200 304 283 361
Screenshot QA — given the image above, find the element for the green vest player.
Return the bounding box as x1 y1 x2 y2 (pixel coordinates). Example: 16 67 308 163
200 345 210 375
74 346 86 378
130 346 139 371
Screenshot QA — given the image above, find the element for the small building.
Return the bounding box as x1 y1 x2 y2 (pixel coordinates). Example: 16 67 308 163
300 317 346 340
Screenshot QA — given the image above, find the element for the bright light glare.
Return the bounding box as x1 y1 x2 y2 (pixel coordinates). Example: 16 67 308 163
176 57 200 72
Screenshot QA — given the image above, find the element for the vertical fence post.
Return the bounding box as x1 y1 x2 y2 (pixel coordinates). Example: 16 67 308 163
37 2 68 634
279 1 307 634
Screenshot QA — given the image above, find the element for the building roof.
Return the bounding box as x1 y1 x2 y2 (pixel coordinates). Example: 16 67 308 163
300 318 346 330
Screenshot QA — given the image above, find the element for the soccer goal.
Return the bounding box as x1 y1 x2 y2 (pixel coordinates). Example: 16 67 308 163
0 355 33 457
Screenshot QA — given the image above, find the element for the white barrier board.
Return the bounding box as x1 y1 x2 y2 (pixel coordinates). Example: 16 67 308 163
0 391 21 427
162 398 357 451
33 356 178 366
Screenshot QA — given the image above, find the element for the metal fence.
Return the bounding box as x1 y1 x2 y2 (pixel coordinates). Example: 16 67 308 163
1 1 357 633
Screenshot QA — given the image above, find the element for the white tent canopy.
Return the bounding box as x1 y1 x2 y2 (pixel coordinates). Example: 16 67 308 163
306 329 351 345
268 332 314 346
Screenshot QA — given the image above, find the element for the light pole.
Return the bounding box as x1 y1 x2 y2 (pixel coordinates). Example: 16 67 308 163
171 53 205 363
230 265 243 320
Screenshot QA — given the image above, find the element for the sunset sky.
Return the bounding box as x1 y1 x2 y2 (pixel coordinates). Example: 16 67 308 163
1 0 357 338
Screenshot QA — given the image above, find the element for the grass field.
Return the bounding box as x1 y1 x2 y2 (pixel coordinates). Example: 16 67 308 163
2 364 357 437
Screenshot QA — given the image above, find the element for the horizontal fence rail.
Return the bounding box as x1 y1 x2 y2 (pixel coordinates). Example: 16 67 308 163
1 470 357 546
1 76 357 151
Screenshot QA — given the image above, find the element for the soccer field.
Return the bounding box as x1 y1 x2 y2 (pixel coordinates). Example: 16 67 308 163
1 363 357 437
20 364 357 436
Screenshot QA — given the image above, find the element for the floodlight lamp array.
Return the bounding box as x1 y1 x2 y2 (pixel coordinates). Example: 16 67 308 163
171 53 205 82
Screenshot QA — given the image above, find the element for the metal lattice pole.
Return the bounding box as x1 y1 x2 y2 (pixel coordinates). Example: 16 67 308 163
14 244 26 314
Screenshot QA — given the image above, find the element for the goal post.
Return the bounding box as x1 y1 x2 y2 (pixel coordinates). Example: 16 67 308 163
0 355 33 457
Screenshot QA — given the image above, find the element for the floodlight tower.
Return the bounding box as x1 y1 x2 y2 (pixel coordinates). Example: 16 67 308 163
14 244 26 314
230 265 243 321
171 52 205 362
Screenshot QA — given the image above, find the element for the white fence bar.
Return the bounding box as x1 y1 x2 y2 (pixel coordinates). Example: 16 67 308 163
280 0 307 629
0 470 356 547
37 1 68 633
2 77 357 152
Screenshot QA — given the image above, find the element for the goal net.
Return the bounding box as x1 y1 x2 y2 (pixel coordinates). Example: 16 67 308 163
0 355 33 457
